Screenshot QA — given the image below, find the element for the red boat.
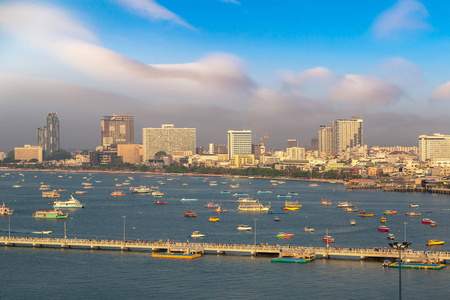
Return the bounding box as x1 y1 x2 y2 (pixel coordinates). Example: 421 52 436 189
421 218 432 224
204 202 220 208
155 200 167 205
184 208 197 217
378 226 389 232
270 184 276 188
322 236 334 243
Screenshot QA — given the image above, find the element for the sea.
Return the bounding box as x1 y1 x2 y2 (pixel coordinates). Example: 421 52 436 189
0 171 448 299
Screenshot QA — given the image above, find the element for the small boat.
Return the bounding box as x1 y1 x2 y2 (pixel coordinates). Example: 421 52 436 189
274 216 280 222
205 202 220 208
410 204 419 208
12 185 22 188
190 231 205 238
32 209 68 219
229 184 240 188
237 225 252 231
304 227 314 232
309 183 319 187
426 240 444 246
180 198 198 202
378 225 389 232
58 189 66 192
257 190 272 194
287 192 298 196
421 218 432 224
269 184 276 187
337 202 356 208
111 190 125 196
84 185 94 189
42 190 61 198
322 236 334 243
349 219 356 226
213 206 227 213
344 207 358 212
184 208 197 217
233 193 248 197
384 210 397 215
359 211 374 217
32 231 52 235
283 207 299 211
182 183 188 186
209 216 220 222
277 194 292 199
430 221 437 227
381 217 386 223
152 192 164 197
276 232 294 238
209 183 218 186
321 199 332 205
387 234 395 240
75 191 87 194
406 212 421 216
155 200 167 205
220 190 230 194
0 202 13 216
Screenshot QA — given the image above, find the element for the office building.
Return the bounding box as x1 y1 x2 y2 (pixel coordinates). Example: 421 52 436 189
286 147 305 160
101 115 134 146
419 133 450 162
142 124 196 162
37 112 59 157
227 130 252 160
332 117 363 153
287 139 298 148
318 125 333 156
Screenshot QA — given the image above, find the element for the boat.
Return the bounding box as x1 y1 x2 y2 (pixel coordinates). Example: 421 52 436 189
283 207 299 211
0 202 13 215
220 190 230 194
181 198 198 202
277 194 292 199
322 236 334 243
84 185 94 189
155 200 167 205
209 183 218 186
381 217 386 223
257 190 272 194
229 184 240 188
184 208 197 217
268 211 287 214
274 216 280 222
237 225 252 231
270 184 276 188
406 211 421 216
388 262 446 270
283 200 302 209
32 209 68 219
182 183 188 186
287 192 298 196
309 183 319 187
152 192 164 197
387 234 395 240
111 190 125 196
304 227 314 232
426 240 445 246
190 231 205 238
350 219 356 226
378 225 389 232
42 190 61 198
276 232 294 238
236 197 258 203
75 191 87 194
384 210 397 215
321 199 332 205
410 204 419 208
53 195 85 208
12 184 22 188
233 193 248 197
81 182 92 186
344 207 358 212
213 206 227 213
32 231 52 235
271 252 316 263
209 216 220 222
131 186 152 194
336 201 356 208
205 202 220 208
430 221 437 227
238 202 271 212
58 189 66 192
421 218 432 224
359 211 374 217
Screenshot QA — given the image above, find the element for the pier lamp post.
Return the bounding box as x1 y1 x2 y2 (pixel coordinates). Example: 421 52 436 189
8 214 11 239
389 242 411 300
403 222 407 243
122 216 126 243
64 221 67 241
253 218 258 251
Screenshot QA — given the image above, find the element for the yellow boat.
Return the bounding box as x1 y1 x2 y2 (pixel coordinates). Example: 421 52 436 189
359 211 374 217
381 217 386 223
426 240 445 246
209 216 220 222
283 207 300 211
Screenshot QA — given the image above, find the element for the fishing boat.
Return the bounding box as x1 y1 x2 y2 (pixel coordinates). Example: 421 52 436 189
406 212 421 216
237 225 252 231
381 217 387 223
180 198 198 202
378 225 389 232
304 227 314 232
205 202 220 208
384 210 397 215
209 216 220 222
0 203 13 215
42 190 60 198
32 209 68 219
220 190 230 195
238 202 271 212
421 218 432 224
387 234 395 240
257 190 272 194
155 200 167 205
184 208 197 217
130 186 152 194
344 207 358 212
236 197 258 203
111 190 125 196
321 199 332 205
336 201 356 208
75 191 87 194
430 221 437 227
276 232 294 238
350 219 356 226
190 231 205 238
229 184 240 189
283 200 302 209
233 193 249 197
277 194 292 199
53 195 85 208
213 206 227 213
359 211 374 217
426 240 445 246
410 204 419 208
322 236 334 243
152 192 164 198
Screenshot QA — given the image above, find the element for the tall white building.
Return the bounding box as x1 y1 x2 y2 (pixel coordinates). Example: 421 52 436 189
142 124 196 162
227 130 252 160
418 133 450 162
332 117 363 153
318 125 333 156
286 147 305 160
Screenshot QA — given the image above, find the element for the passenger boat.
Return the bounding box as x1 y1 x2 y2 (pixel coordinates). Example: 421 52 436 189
190 231 205 238
283 200 302 209
406 211 421 216
209 216 220 222
421 218 432 224
304 227 314 232
426 240 445 246
220 190 230 194
205 202 220 208
276 232 294 238
384 210 397 215
180 198 198 202
387 234 395 240
238 202 271 212
42 190 60 198
321 199 332 205
410 204 419 208
213 206 227 213
349 219 356 226
53 195 85 208
233 193 248 197
155 200 167 205
130 186 152 194
32 209 68 219
0 202 13 215
277 194 292 199
111 190 125 196
184 208 197 217
237 225 252 231
322 236 334 243
359 211 374 217
257 190 272 194
378 225 389 232
381 217 386 223
75 191 87 194
236 197 258 203
344 207 358 212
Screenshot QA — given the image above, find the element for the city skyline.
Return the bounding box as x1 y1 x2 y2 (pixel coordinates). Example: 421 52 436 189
1 1 450 152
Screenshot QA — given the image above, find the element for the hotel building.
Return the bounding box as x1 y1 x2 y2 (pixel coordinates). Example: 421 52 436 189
227 130 252 160
332 117 363 153
418 133 450 162
101 115 134 146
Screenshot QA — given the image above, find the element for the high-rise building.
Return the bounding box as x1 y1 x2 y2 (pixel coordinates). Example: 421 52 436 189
227 130 252 160
101 115 134 147
318 125 333 156
332 116 363 153
142 124 196 162
37 127 46 152
310 137 319 151
286 147 305 160
418 133 450 162
37 112 59 157
287 139 298 148
15 145 43 163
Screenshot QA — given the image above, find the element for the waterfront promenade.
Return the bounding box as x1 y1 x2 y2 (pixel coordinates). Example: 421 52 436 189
1 236 448 263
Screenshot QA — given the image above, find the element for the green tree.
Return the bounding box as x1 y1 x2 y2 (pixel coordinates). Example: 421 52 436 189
45 149 72 161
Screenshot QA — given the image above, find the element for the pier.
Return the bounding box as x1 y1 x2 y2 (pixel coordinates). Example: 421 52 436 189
1 236 448 263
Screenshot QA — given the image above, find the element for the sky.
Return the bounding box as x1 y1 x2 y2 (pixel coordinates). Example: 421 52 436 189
1 0 450 152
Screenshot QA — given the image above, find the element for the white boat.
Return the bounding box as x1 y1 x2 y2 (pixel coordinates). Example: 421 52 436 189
236 197 258 203
304 227 314 232
410 204 419 208
237 225 252 231
387 234 395 240
238 202 271 212
190 231 205 238
53 195 85 208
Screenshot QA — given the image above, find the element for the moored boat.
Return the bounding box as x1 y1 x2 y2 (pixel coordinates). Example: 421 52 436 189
283 200 302 209
111 190 125 196
276 232 294 238
430 221 437 227
406 211 421 216
384 210 397 215
322 236 334 243
131 186 152 194
190 231 205 238
155 200 167 204
233 193 248 197
32 209 68 219
42 190 60 198
410 204 419 208
209 216 220 222
344 207 358 212
237 224 252 231
359 211 374 217
238 202 271 212
321 199 332 205
277 194 292 199
426 240 444 246
180 198 198 202
421 218 432 224
378 225 389 232
220 190 230 195
350 219 356 226
257 190 272 194
213 206 227 213
53 195 85 208
236 197 258 203
75 190 87 194
184 208 197 217
381 217 387 223
304 227 314 232
205 202 220 208
387 234 395 240
0 202 13 215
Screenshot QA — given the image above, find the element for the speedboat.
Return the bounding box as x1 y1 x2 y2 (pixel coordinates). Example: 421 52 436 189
350 220 356 226
426 240 444 246
304 227 314 232
421 218 432 224
220 190 230 194
410 204 419 208
276 232 294 238
406 212 421 216
380 217 387 223
237 225 252 231
209 216 220 222
287 192 298 196
321 199 332 205
155 200 167 205
283 207 299 211
322 236 334 243
384 210 397 215
205 202 220 208
359 211 374 217
277 194 292 199
190 231 205 238
378 225 389 232
387 234 395 240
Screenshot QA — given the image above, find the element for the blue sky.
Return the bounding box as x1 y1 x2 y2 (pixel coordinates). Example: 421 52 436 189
1 0 450 151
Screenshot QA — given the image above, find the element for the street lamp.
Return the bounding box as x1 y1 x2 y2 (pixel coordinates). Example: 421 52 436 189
252 218 258 251
389 241 412 300
122 216 126 243
8 214 11 239
403 222 407 243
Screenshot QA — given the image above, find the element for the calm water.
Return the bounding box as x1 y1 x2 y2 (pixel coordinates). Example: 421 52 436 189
0 171 449 299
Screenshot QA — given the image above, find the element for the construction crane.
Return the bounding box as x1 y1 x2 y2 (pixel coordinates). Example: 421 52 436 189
248 117 268 153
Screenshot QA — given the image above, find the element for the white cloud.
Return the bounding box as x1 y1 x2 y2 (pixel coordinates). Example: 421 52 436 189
430 82 450 101
115 0 193 29
372 0 431 39
377 57 423 87
281 67 339 91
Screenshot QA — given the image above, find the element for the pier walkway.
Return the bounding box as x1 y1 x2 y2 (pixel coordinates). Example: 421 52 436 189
1 236 448 263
